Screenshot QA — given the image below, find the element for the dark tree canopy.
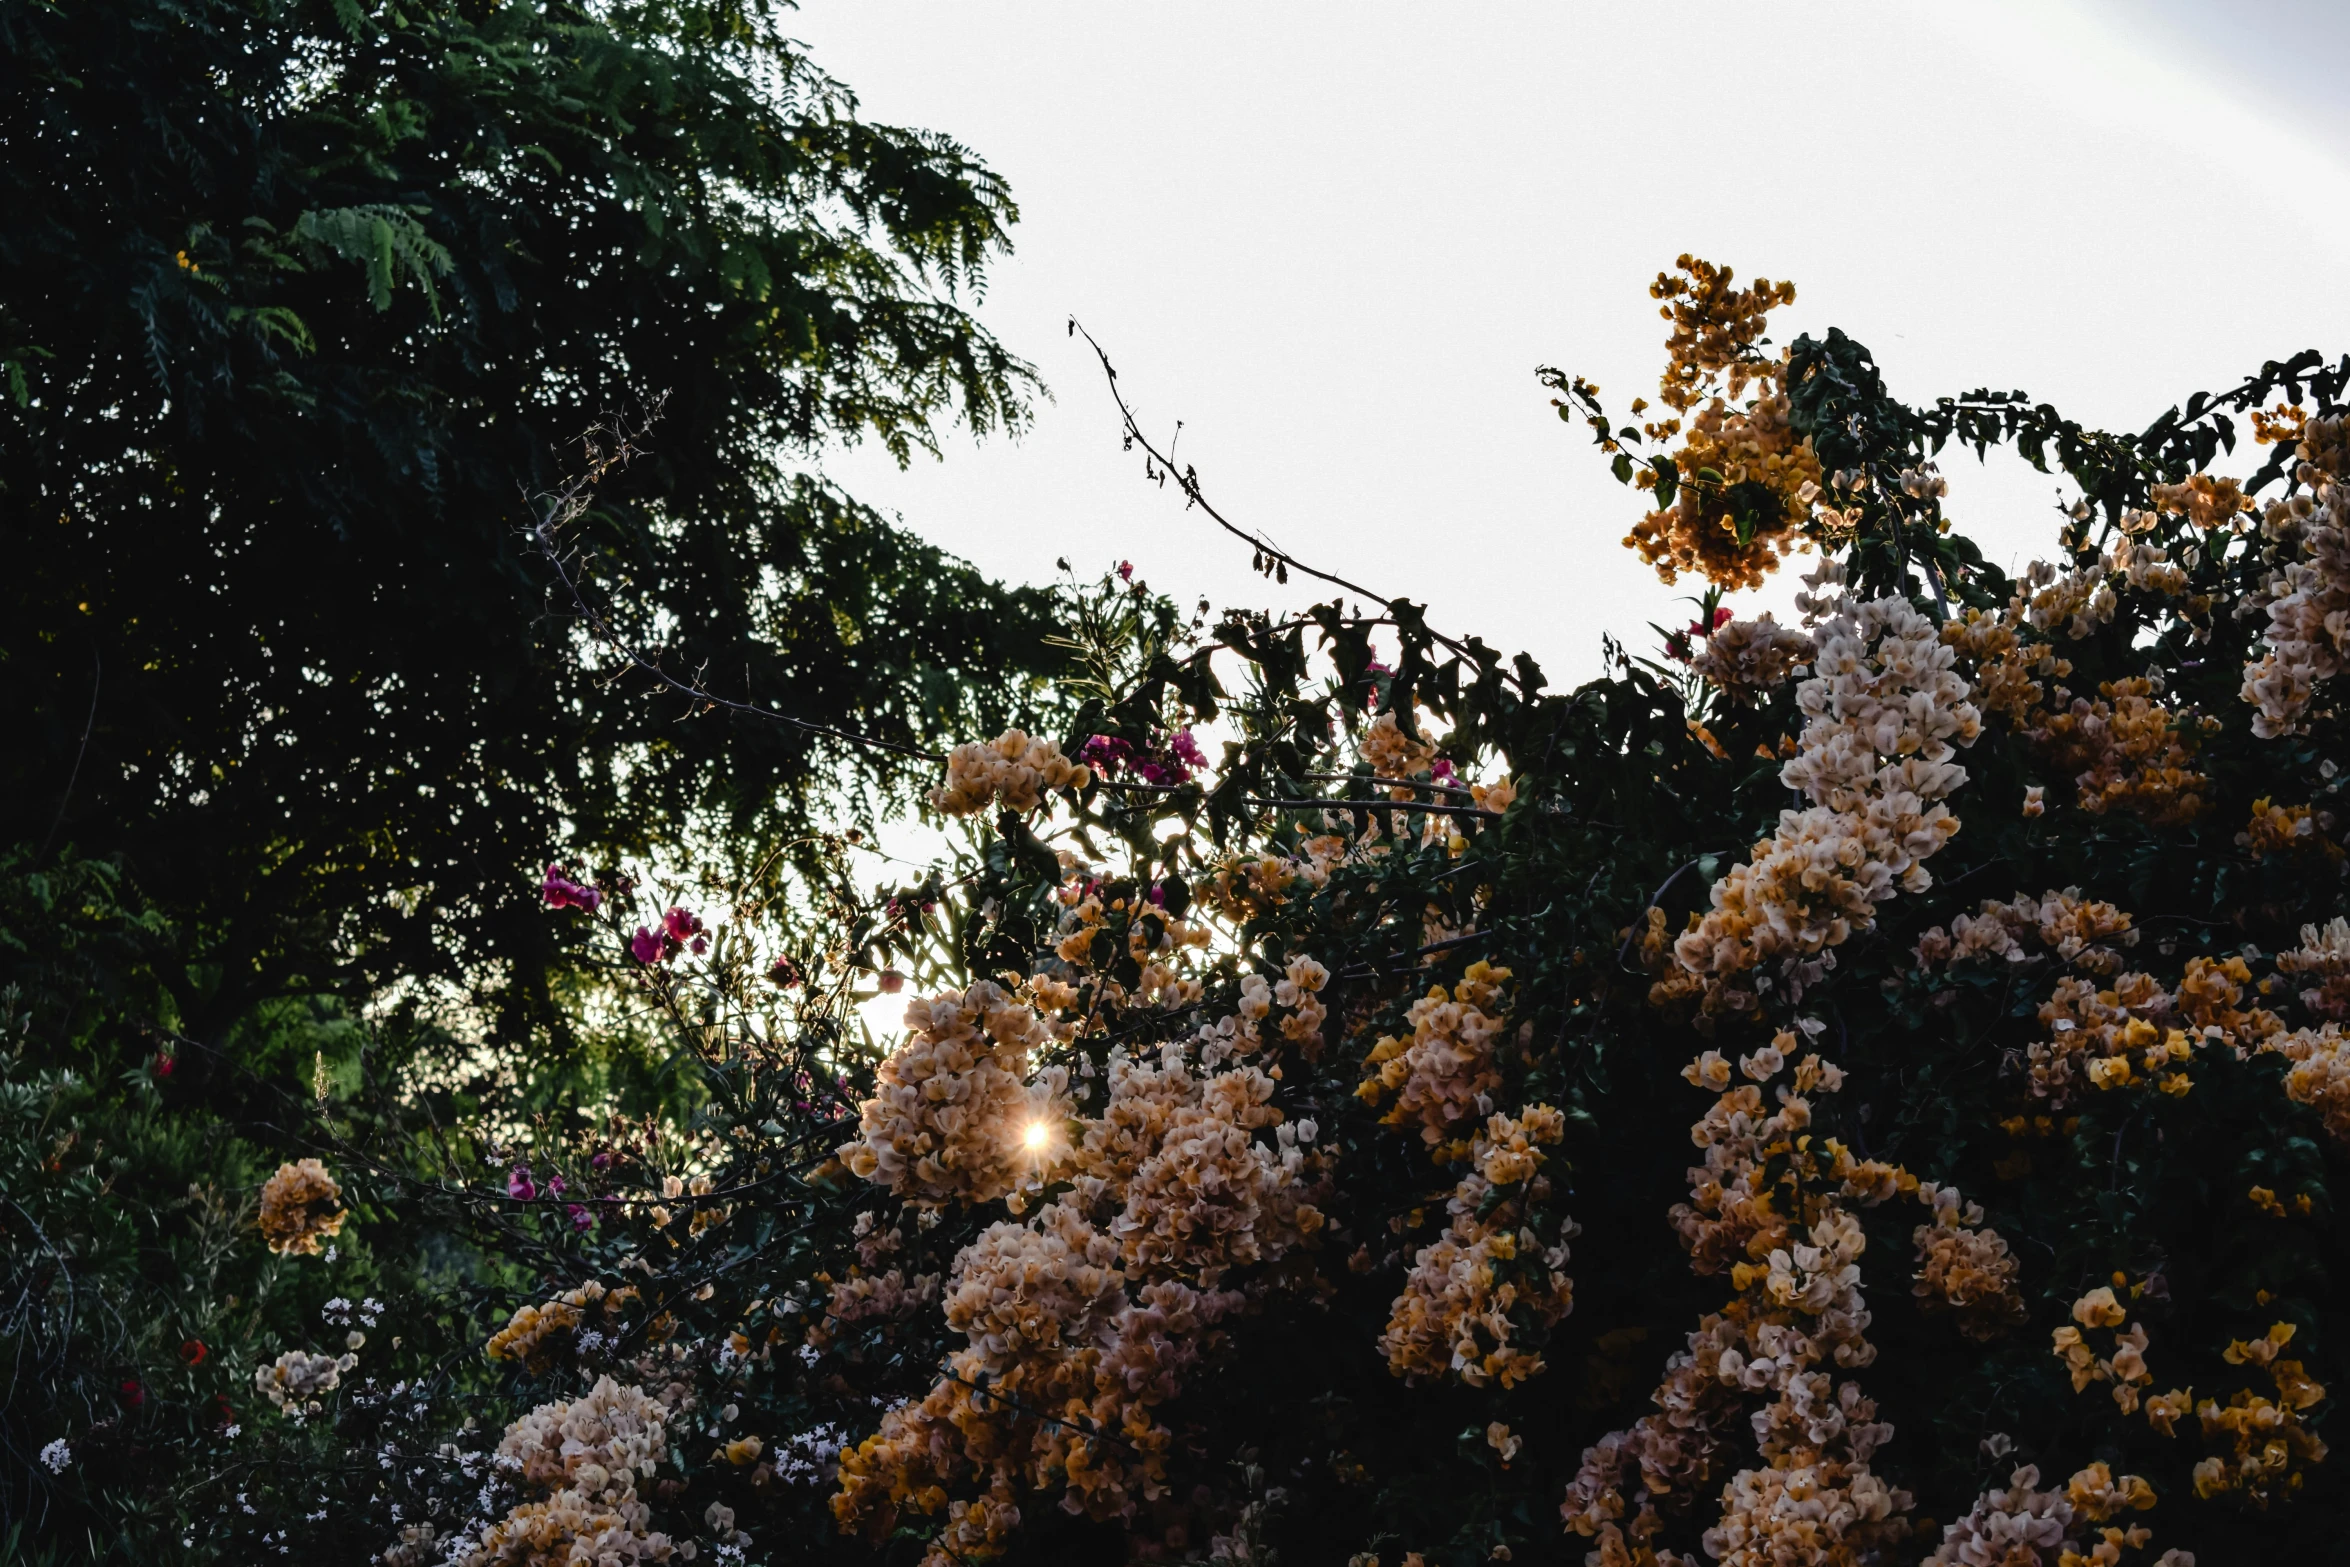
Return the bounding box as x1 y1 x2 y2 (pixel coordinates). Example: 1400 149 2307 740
0 0 1069 1039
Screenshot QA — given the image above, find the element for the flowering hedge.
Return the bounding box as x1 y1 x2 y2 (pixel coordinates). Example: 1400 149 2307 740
22 261 2350 1566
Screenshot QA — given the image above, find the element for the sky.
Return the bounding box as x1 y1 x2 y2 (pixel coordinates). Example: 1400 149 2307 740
793 0 2350 690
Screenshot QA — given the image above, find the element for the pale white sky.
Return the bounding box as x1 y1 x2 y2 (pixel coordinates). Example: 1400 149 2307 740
798 0 2350 687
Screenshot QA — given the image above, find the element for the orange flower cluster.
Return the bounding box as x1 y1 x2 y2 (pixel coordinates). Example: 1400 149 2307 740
462 1377 678 1567
1944 590 2214 828
839 982 1061 1207
1942 606 2071 726
2173 953 2286 1046
1565 1030 1929 1567
1379 1105 1575 1389
930 729 1093 817
1360 710 1437 788
1356 961 1511 1146
486 1281 641 1373
2149 472 2251 531
2035 679 2213 827
1623 257 1819 590
1039 879 1219 1023
833 1039 1329 1565
258 1158 347 1256
1911 1181 2026 1341
2189 1323 2329 1506
2238 797 2330 858
2025 974 2188 1106
2051 1287 2156 1415
1202 832 1353 919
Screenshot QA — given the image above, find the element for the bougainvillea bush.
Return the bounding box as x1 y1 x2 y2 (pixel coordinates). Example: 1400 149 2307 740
26 260 2350 1566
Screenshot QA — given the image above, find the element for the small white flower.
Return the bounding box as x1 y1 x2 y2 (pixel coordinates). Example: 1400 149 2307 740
38 1438 70 1473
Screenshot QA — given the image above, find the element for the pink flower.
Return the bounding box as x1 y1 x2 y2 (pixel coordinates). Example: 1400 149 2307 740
540 864 602 912
689 935 708 956
565 1203 592 1232
152 1051 175 1079
547 1173 568 1197
1169 727 1206 769
663 906 702 943
877 969 906 994
768 957 802 989
1117 560 1134 581
629 927 664 964
508 1167 537 1201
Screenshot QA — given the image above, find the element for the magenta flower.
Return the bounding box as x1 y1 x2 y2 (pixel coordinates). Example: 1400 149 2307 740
662 906 702 943
629 926 664 964
565 1203 592 1232
547 1173 568 1197
1077 734 1137 776
1117 560 1134 581
540 864 602 912
507 1166 537 1201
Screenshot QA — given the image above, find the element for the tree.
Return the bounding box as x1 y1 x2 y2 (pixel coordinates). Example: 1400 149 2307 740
0 0 1069 1045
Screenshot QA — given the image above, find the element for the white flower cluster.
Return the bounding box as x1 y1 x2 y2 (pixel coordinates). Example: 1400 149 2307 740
929 730 1091 816
2017 559 2116 641
1912 887 2140 977
2264 1023 2350 1146
2242 462 2350 738
1689 613 1815 704
254 1348 356 1411
839 982 1061 1206
1192 954 1330 1065
1661 566 1980 1018
1921 1465 2071 1565
1924 1463 2188 1567
459 1377 676 1567
1911 1181 2026 1341
2278 916 2350 1021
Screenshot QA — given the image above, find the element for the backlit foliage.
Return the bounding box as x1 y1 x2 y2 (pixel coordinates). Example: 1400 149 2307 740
25 263 2350 1567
